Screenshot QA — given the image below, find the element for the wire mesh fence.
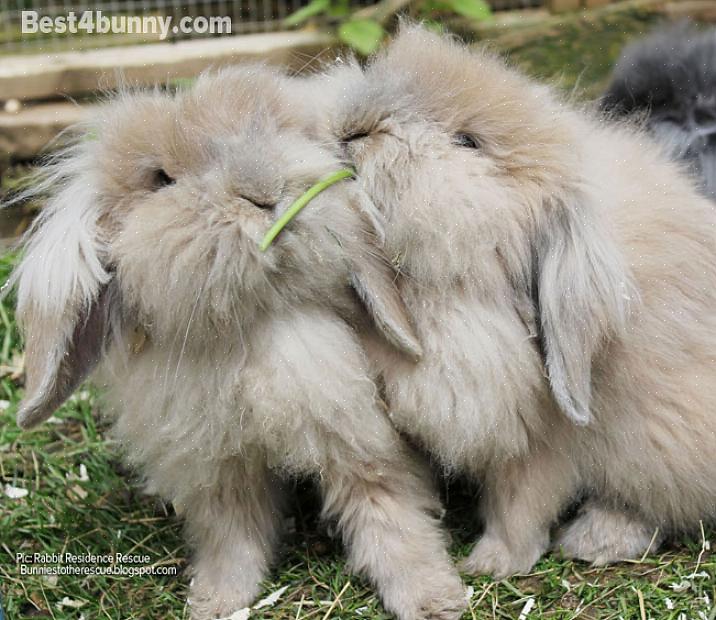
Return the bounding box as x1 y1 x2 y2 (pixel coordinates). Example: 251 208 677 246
0 0 543 54
491 0 541 9
0 0 367 53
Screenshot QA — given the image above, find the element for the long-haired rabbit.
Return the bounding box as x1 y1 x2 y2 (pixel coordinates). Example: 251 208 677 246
8 65 466 619
602 21 716 201
309 25 716 576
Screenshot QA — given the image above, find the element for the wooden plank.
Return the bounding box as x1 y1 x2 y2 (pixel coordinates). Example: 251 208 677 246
0 30 336 103
548 0 581 12
658 0 716 21
0 101 90 161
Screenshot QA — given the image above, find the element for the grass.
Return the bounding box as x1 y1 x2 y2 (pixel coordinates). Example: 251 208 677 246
1 10 715 619
491 7 663 98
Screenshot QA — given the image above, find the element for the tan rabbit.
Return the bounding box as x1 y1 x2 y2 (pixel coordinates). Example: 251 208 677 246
8 65 466 619
308 24 716 576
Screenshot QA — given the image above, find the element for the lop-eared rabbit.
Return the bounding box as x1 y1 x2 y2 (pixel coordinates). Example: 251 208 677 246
8 66 466 619
306 25 716 576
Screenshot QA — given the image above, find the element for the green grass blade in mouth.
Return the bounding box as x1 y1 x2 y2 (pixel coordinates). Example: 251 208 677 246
259 168 354 252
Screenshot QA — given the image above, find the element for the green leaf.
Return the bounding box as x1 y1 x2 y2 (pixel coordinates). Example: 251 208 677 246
327 0 350 17
338 19 385 56
283 0 330 27
418 0 451 14
420 18 447 34
445 0 492 20
326 4 350 18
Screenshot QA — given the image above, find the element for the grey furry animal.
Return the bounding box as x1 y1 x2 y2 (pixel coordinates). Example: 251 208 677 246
602 21 716 200
306 24 716 577
8 66 466 620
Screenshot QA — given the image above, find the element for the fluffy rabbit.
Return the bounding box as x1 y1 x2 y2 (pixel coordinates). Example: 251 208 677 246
602 21 716 201
8 65 466 619
307 25 716 576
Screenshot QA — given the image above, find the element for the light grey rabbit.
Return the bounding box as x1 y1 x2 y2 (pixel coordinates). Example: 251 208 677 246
8 65 466 619
304 25 716 576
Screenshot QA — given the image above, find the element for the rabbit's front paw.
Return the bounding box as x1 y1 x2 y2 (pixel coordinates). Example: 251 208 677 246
382 568 467 620
553 504 660 565
460 533 544 579
188 573 260 620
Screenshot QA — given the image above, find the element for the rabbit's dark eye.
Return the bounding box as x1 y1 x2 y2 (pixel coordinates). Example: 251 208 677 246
342 131 371 144
153 169 175 189
453 133 481 150
241 195 276 210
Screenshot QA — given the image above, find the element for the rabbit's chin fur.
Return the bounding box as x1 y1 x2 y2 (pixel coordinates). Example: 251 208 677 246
10 65 466 620
315 24 716 576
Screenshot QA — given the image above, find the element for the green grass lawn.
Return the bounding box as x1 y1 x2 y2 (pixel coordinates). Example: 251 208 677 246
2 10 715 619
492 7 661 98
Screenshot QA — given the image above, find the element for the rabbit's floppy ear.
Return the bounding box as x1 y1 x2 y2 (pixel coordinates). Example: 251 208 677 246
350 251 423 361
529 192 634 425
343 194 423 361
10 164 114 429
19 284 115 429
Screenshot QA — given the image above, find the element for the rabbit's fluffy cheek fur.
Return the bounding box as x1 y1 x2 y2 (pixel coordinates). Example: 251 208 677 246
100 307 387 498
112 190 274 343
346 127 530 287
362 289 551 471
